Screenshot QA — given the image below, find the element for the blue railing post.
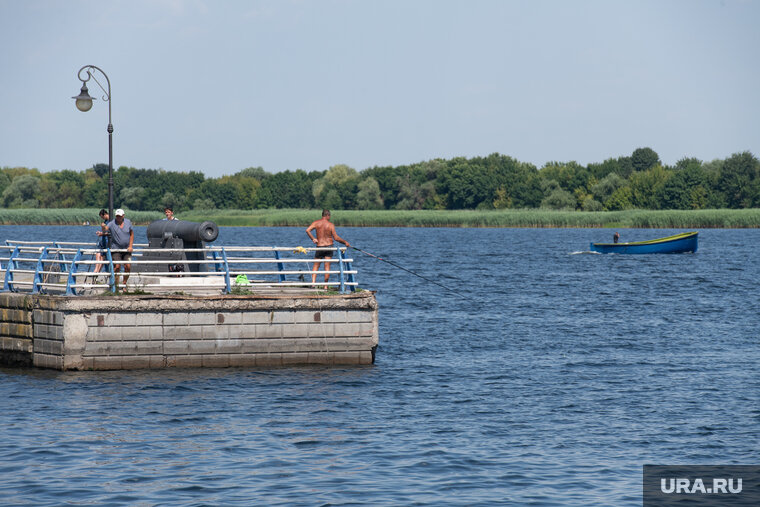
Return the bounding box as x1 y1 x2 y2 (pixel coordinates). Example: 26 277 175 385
32 247 49 294
65 249 84 296
274 250 286 283
345 256 356 292
211 250 224 272
53 243 69 273
106 249 115 293
336 247 346 294
3 246 19 292
220 247 231 293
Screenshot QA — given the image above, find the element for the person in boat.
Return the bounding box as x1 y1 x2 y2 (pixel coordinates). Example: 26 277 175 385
613 232 620 243
104 208 134 291
305 209 350 289
93 209 109 276
163 206 178 221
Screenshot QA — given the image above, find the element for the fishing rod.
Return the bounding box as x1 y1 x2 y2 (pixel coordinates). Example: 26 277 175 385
351 246 475 301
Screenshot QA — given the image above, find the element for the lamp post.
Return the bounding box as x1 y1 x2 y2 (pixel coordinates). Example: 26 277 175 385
72 65 114 221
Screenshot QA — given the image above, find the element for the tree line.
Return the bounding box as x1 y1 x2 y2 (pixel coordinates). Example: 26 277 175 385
1 148 758 212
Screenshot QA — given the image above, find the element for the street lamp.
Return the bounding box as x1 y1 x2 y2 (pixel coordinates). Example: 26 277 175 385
73 65 114 221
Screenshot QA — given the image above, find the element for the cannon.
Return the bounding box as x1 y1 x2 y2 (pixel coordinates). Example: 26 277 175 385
137 220 219 273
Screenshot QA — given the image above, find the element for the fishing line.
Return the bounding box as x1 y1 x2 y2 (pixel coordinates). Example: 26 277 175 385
351 246 475 301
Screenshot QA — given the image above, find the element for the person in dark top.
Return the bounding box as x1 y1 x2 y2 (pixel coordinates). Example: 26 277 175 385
93 209 109 276
613 232 620 243
104 209 134 290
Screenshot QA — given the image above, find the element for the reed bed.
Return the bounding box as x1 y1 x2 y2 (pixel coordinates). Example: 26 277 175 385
1 208 759 228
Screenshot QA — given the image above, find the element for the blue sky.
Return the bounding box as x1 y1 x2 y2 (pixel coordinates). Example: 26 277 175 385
1 0 758 177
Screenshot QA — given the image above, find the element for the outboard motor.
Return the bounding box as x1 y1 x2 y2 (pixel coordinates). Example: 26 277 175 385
138 220 219 273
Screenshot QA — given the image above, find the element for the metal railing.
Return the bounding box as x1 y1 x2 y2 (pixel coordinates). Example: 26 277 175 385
0 241 358 296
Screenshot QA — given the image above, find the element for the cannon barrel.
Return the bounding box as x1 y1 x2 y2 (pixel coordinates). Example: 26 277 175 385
146 220 219 243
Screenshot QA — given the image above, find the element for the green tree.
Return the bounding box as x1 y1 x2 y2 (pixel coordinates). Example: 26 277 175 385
312 164 360 209
604 186 633 210
718 151 760 208
541 188 576 210
659 158 710 209
1 174 42 208
590 172 626 204
119 186 146 209
631 147 660 172
356 177 384 209
629 165 670 208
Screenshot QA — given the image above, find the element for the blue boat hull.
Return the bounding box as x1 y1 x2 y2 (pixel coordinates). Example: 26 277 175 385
590 232 698 254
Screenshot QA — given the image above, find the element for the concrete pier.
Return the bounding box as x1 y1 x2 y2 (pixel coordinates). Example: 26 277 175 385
0 291 378 370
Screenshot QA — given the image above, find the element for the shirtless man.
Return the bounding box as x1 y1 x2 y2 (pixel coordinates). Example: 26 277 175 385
305 209 350 289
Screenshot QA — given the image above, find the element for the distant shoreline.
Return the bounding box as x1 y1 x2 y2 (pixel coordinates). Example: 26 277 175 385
1 208 758 228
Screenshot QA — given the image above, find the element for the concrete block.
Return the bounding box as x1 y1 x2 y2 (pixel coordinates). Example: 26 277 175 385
2 308 32 324
120 356 152 369
271 310 294 324
319 310 347 323
307 351 333 364
84 341 114 356
201 325 229 340
148 326 165 340
216 312 242 325
164 313 189 326
188 312 215 326
111 340 163 356
101 313 137 327
0 322 33 339
240 311 272 325
120 326 153 341
88 326 123 341
81 357 95 370
293 311 321 323
34 353 63 370
332 351 362 365
239 339 271 354
140 313 164 326
167 355 203 368
164 340 191 355
149 355 167 368
308 322 334 338
2 336 32 353
215 339 243 354
280 323 310 339
34 323 63 340
358 350 373 364
186 340 216 355
202 354 230 368
281 352 309 365
34 338 63 356
333 322 374 337
93 356 123 370
255 353 283 367
346 310 373 323
229 354 257 367
165 325 203 340
250 324 281 339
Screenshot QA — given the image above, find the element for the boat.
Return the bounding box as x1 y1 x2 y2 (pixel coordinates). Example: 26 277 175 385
589 231 698 254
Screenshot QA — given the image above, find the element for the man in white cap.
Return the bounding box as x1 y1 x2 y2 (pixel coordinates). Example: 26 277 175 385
104 208 134 291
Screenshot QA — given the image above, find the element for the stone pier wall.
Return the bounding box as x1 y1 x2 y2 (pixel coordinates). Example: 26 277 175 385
0 292 378 370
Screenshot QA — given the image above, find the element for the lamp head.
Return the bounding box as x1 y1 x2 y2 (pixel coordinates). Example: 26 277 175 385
72 83 95 112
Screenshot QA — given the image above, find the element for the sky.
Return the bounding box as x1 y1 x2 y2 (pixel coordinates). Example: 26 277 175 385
1 0 758 178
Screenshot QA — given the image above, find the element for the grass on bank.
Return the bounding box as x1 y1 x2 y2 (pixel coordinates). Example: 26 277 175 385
0 208 759 228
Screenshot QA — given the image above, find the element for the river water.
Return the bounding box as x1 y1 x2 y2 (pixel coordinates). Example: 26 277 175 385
1 225 758 506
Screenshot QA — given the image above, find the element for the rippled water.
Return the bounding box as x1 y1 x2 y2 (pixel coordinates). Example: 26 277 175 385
1 225 758 505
